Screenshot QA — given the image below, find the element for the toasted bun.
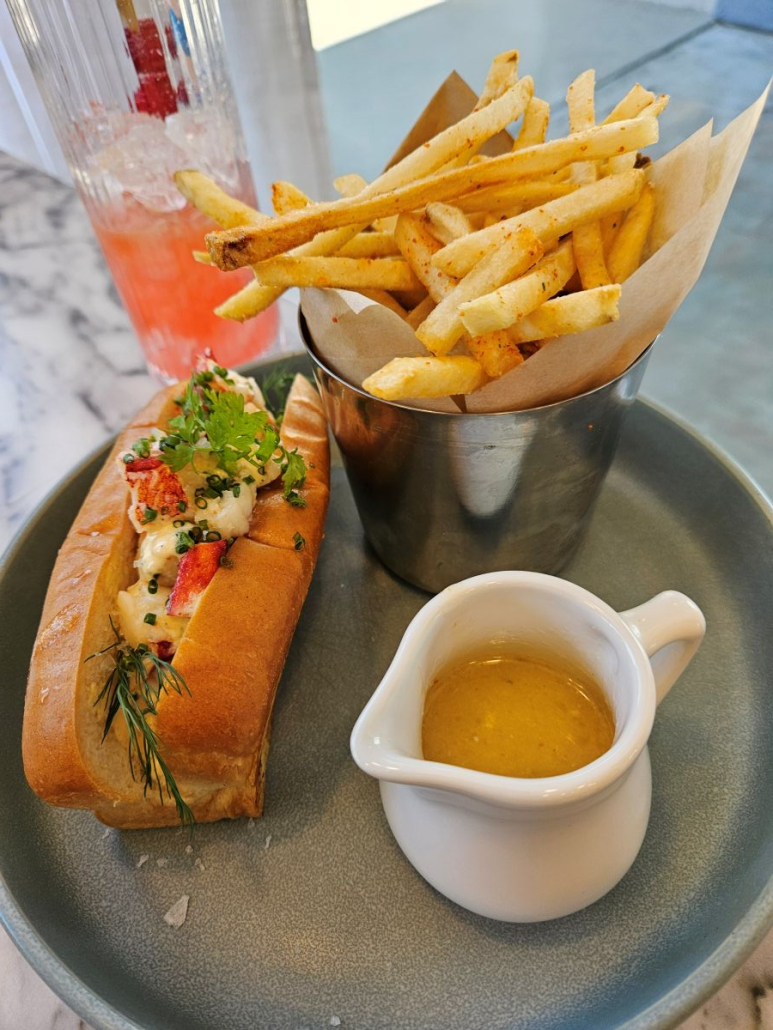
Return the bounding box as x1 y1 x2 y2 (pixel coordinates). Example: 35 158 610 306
23 375 329 827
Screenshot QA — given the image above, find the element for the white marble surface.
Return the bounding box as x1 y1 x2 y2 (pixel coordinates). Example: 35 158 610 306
2 30 773 1028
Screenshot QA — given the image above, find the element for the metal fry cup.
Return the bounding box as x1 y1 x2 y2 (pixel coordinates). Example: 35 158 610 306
300 314 653 593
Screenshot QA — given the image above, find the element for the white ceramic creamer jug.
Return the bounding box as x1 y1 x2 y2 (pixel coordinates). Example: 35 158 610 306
350 572 705 922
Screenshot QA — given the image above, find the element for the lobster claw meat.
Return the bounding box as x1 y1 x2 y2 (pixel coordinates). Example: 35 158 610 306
167 540 228 617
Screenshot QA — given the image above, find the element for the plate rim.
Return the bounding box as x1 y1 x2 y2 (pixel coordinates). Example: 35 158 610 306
2 379 773 1030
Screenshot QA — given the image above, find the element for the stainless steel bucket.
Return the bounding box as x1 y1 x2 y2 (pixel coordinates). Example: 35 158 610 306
300 314 652 593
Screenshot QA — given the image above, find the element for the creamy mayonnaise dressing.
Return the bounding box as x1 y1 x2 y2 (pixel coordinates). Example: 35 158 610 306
116 361 286 657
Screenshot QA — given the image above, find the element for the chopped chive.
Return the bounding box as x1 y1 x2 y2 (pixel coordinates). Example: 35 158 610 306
141 508 158 524
177 500 187 512
232 484 241 497
244 475 255 485
205 530 222 542
144 612 157 626
293 531 306 551
198 520 209 530
122 453 134 464
195 497 208 509
148 578 159 595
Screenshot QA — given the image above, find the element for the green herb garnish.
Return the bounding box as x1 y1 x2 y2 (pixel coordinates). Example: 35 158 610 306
147 576 159 595
281 448 307 507
86 619 193 830
260 365 297 425
293 531 306 551
141 507 158 524
145 368 308 508
144 612 157 625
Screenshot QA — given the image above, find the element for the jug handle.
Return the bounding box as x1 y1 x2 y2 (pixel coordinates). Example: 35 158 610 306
620 591 706 705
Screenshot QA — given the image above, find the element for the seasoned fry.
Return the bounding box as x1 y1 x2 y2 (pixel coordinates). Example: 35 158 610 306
252 256 421 291
566 69 611 290
504 284 622 344
607 182 655 282
357 289 408 318
466 330 525 377
474 50 520 110
433 168 645 277
454 179 577 214
605 94 670 176
272 180 310 215
511 97 550 151
363 356 487 400
174 170 264 228
405 295 436 329
394 213 458 302
416 228 543 355
458 240 576 336
603 84 655 124
206 118 658 270
336 172 397 232
567 69 596 132
336 232 400 258
600 211 624 256
572 222 611 289
425 202 474 244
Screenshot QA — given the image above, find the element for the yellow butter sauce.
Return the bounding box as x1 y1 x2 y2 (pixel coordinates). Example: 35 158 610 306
421 650 615 778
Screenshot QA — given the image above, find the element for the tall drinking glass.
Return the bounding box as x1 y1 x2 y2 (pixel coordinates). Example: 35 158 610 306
6 0 277 380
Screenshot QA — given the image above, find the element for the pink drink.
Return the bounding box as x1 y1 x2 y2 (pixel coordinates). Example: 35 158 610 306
93 199 277 381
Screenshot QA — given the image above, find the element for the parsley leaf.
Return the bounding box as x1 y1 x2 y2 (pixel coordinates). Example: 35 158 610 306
281 448 307 506
204 391 269 477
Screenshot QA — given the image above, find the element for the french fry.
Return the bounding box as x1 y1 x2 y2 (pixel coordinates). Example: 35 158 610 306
454 179 577 214
466 331 524 377
336 232 400 258
251 256 421 291
362 356 487 400
504 284 622 344
566 70 611 290
357 289 408 318
174 170 264 228
607 182 655 282
336 173 397 232
405 295 436 329
511 97 550 151
207 118 658 270
272 180 310 215
571 222 610 288
603 83 655 124
394 213 458 302
425 202 475 244
416 227 544 355
599 211 624 257
567 69 596 132
458 240 576 336
474 50 520 110
605 94 670 176
432 167 645 278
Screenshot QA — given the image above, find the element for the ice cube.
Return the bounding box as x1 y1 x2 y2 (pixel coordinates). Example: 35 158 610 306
165 107 240 190
97 116 189 213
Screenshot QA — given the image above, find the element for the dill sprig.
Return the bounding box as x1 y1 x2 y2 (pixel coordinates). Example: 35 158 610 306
87 619 194 830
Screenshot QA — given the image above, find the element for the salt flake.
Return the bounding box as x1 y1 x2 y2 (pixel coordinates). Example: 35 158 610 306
330 1018 341 1027
156 857 168 867
136 854 149 869
264 834 272 851
163 895 189 928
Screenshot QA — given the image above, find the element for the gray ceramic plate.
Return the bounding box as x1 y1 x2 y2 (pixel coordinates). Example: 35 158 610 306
2 355 773 1030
